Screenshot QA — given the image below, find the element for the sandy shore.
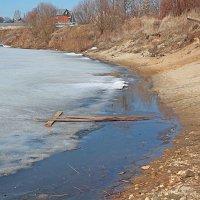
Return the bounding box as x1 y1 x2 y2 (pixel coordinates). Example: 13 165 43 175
87 42 200 199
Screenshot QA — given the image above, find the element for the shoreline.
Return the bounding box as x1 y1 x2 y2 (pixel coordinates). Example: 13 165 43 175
86 42 200 199
1 42 199 198
0 48 178 200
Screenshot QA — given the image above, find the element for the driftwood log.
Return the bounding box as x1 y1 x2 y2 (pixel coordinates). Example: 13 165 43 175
187 16 200 23
35 111 155 127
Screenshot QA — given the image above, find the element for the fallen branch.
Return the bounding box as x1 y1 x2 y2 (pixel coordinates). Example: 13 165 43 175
187 16 200 23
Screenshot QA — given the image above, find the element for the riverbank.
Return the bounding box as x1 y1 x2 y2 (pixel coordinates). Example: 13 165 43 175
87 41 200 199
1 13 200 199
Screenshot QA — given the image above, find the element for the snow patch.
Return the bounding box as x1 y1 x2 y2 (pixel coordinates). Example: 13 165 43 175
65 52 83 57
73 80 128 90
3 45 11 48
89 47 98 51
111 80 128 90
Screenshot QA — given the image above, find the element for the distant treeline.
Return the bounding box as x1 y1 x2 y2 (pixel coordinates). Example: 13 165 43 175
2 0 199 51
73 0 200 33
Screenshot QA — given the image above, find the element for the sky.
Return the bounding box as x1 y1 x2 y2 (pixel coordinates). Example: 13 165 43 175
0 0 82 18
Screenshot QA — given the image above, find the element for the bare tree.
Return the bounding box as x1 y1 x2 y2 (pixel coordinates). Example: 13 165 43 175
74 0 96 24
110 0 160 17
74 0 161 33
95 0 125 33
160 0 200 17
13 10 21 21
0 17 4 23
74 0 123 33
25 3 56 43
3 17 13 23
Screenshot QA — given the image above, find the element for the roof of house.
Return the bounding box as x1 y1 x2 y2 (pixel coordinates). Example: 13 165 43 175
56 9 70 16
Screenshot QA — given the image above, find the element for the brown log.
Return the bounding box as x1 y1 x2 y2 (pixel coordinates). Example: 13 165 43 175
187 16 200 23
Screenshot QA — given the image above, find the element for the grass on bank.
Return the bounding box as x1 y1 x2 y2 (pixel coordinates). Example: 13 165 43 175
0 10 200 54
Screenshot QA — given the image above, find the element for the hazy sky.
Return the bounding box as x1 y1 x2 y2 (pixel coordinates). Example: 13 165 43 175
0 0 82 18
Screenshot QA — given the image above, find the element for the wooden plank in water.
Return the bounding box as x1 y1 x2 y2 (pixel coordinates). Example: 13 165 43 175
45 111 63 127
57 116 154 120
53 116 153 122
36 115 154 126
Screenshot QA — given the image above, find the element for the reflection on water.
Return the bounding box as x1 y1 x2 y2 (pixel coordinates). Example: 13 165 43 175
114 81 155 112
110 74 159 116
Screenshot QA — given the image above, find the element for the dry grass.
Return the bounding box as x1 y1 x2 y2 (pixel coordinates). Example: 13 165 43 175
140 16 160 35
96 10 200 55
0 28 50 49
49 25 98 52
1 9 200 53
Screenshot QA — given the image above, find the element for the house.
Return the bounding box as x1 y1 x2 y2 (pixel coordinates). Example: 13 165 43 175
13 17 22 23
13 10 22 23
55 9 77 27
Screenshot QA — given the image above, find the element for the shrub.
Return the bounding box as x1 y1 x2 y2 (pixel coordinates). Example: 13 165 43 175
25 3 56 44
160 0 200 17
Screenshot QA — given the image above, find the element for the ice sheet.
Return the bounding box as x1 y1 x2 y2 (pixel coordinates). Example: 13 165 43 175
0 48 128 175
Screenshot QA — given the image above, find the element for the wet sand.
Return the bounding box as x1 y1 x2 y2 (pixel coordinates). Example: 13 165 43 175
87 42 200 199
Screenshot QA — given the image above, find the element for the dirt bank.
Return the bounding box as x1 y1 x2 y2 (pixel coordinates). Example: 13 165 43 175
87 41 200 199
0 25 97 51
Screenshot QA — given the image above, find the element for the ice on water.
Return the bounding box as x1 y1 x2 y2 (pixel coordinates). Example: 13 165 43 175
0 48 127 175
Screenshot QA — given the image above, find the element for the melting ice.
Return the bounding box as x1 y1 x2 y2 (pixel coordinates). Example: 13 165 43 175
0 48 127 175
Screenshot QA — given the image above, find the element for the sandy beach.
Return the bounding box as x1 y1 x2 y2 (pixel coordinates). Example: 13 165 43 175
87 41 200 199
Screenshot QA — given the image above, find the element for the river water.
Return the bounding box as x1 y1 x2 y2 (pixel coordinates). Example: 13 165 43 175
0 47 179 199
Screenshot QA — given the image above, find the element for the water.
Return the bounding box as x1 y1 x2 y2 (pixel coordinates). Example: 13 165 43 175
0 48 179 199
0 48 127 176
